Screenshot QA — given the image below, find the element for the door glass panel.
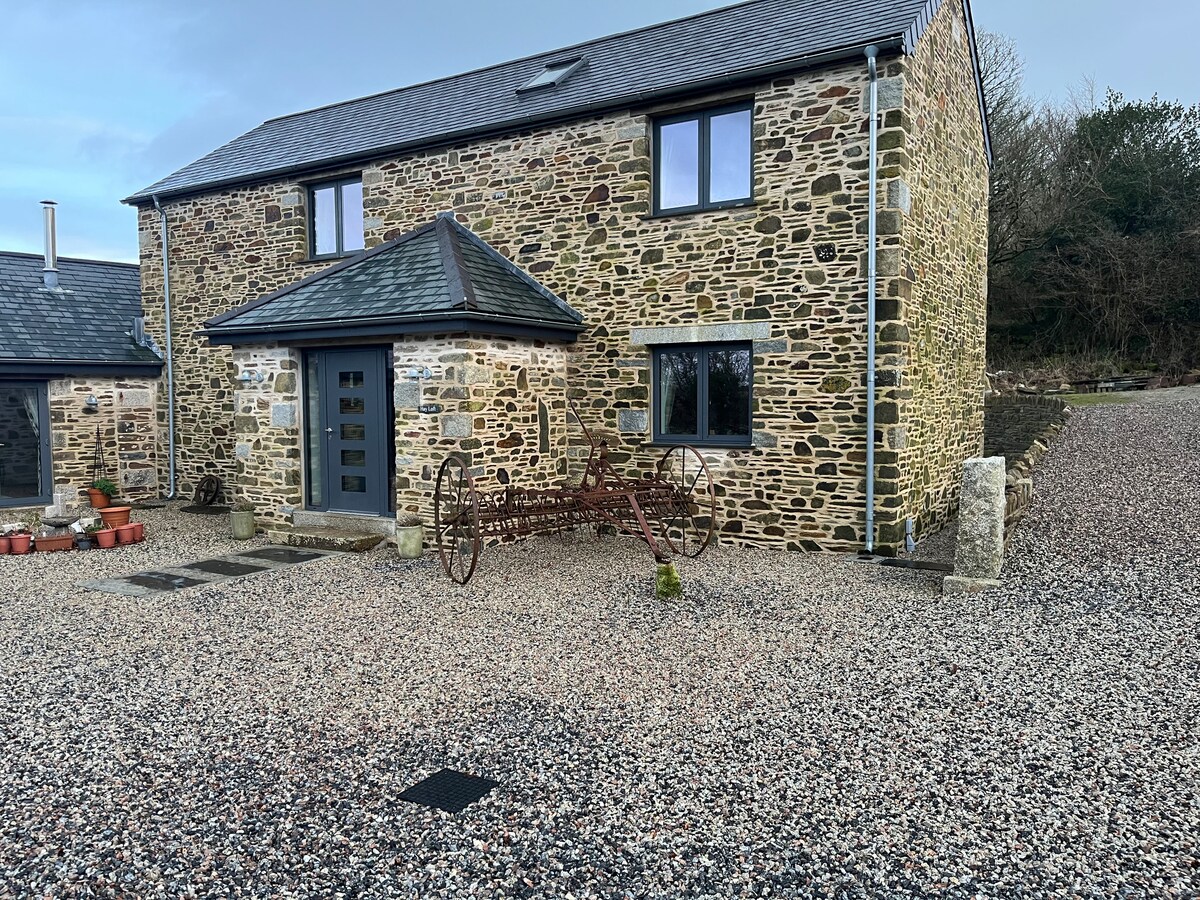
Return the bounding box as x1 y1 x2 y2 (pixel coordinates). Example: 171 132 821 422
341 423 366 441
341 475 367 493
341 449 366 468
658 349 699 436
339 396 365 415
658 119 699 210
709 108 752 203
305 354 322 507
339 371 364 389
707 347 752 436
0 385 45 503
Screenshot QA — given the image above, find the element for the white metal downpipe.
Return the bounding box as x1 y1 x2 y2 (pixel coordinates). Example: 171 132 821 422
864 45 880 554
152 195 178 499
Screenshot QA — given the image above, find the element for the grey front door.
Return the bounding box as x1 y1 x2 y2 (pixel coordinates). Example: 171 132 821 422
315 348 390 514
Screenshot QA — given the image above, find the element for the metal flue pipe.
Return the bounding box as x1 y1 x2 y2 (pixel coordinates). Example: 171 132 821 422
864 45 880 554
41 200 58 290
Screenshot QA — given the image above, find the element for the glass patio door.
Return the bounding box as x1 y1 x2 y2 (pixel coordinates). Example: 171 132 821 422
0 382 52 508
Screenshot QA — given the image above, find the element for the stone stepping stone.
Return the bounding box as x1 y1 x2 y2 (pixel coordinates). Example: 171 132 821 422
78 546 344 597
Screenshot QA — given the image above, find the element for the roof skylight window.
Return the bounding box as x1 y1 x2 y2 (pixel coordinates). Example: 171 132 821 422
517 58 585 94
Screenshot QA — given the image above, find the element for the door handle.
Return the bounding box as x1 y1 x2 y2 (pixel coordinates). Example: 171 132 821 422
325 427 334 435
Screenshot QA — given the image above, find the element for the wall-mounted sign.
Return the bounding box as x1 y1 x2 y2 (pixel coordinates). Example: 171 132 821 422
418 403 443 415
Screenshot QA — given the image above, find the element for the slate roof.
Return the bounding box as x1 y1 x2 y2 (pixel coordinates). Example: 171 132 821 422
126 0 987 204
0 252 162 375
203 215 584 344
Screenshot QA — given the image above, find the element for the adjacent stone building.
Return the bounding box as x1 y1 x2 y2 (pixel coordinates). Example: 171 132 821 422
0 229 162 520
125 0 990 552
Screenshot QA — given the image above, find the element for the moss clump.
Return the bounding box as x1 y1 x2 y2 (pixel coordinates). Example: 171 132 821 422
655 563 683 601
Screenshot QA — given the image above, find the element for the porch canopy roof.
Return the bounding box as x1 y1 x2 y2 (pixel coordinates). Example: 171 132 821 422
202 214 585 346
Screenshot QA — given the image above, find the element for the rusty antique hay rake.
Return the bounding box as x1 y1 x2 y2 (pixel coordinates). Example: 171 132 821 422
433 401 717 584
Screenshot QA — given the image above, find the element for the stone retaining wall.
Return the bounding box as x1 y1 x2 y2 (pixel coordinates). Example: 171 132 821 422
983 394 1070 535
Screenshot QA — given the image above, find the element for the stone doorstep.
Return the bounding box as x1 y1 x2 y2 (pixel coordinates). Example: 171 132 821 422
291 509 396 536
266 526 387 553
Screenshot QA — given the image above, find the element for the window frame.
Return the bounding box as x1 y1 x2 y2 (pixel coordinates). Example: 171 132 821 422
307 176 364 260
652 342 754 447
652 101 755 216
0 380 52 509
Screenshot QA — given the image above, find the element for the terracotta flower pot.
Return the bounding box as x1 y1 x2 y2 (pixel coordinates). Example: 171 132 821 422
115 523 137 545
131 522 145 542
35 533 75 552
9 534 32 555
93 528 117 549
0 536 9 555
99 506 132 528
86 488 112 509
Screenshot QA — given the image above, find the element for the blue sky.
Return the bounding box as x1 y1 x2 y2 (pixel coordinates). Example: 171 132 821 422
2 0 1196 264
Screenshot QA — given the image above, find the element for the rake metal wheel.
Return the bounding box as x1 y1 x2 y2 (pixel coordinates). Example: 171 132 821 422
657 445 716 558
193 475 222 507
434 456 481 585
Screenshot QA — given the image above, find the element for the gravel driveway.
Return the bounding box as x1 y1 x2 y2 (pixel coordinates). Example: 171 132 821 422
1 387 1197 898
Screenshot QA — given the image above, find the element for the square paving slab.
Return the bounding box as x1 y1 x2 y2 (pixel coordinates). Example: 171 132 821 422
182 559 270 578
79 546 344 597
398 769 500 814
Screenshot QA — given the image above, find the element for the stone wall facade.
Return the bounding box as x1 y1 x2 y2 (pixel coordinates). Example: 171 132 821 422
983 394 1071 536
1 376 158 521
136 0 988 552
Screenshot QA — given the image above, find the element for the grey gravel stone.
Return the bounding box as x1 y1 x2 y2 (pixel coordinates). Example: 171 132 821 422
0 387 1197 897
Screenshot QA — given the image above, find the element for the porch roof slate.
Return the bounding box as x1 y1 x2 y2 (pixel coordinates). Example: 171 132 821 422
0 252 162 374
126 0 988 204
202 215 584 343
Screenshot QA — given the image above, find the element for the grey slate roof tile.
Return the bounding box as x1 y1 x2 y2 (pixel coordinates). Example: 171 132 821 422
203 215 584 339
127 0 955 203
0 253 161 370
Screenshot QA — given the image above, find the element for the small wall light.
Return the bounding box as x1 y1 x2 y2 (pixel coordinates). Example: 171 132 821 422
237 371 265 384
84 395 99 412
406 367 433 380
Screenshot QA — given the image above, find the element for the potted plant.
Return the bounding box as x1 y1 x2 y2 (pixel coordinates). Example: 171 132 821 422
99 504 132 528
91 524 117 549
9 525 32 555
35 530 75 552
87 477 118 509
396 514 424 559
0 534 9 555
230 502 256 540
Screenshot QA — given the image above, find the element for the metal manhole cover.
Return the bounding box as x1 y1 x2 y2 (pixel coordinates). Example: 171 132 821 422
398 769 499 813
183 559 269 577
238 547 323 563
123 572 210 592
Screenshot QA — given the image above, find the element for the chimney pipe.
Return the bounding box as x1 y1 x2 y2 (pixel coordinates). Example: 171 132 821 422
41 200 59 290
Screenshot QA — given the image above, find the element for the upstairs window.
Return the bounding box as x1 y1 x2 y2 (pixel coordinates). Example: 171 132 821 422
653 103 753 215
309 177 364 258
653 343 752 446
517 58 585 93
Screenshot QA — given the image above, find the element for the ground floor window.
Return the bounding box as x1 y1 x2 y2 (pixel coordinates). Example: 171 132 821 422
653 343 752 446
0 382 51 507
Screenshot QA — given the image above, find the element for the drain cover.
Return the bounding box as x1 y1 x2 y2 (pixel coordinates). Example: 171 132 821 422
183 559 269 577
239 547 323 563
124 572 209 592
398 769 499 813
180 505 231 516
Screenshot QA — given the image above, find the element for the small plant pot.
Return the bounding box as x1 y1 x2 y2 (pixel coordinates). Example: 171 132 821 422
93 528 117 549
9 534 32 555
230 510 256 541
99 506 132 528
396 524 425 559
0 536 9 555
115 524 137 545
86 488 112 509
75 536 93 551
35 533 75 552
131 522 145 542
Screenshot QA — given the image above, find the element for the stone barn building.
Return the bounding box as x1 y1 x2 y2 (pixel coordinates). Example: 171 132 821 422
124 0 991 553
0 205 161 520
